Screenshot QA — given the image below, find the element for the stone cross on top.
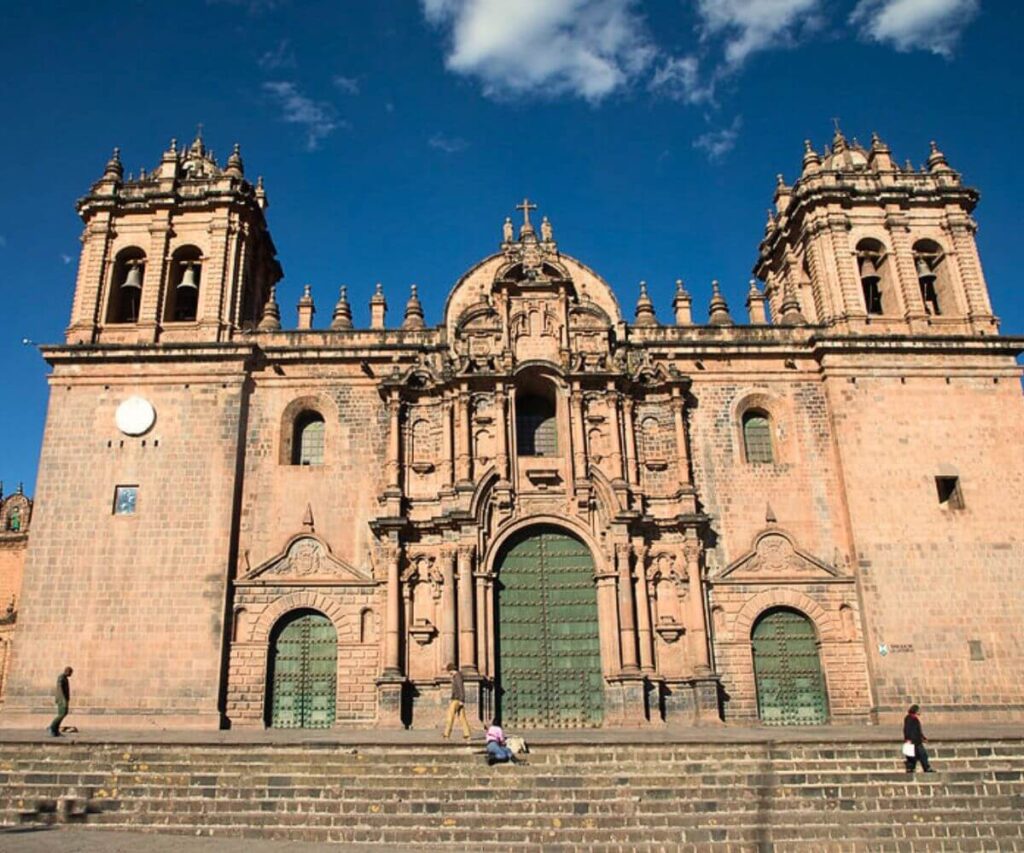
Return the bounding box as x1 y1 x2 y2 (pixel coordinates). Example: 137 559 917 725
516 197 537 227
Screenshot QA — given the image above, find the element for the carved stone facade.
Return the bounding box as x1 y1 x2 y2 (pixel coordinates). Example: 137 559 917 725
3 130 1023 729
0 485 32 705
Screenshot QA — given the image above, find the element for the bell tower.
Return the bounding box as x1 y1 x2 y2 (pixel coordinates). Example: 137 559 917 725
67 131 282 345
755 128 998 335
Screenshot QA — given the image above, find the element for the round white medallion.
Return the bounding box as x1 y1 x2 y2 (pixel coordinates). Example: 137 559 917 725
115 396 156 436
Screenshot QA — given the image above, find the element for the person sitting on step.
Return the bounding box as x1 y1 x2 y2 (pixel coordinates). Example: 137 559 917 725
485 719 520 765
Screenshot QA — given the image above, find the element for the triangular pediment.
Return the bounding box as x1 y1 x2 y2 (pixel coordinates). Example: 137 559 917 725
719 530 842 581
242 534 371 585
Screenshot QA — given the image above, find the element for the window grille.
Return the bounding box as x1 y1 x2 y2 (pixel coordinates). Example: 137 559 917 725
293 413 325 465
743 412 774 464
516 394 557 457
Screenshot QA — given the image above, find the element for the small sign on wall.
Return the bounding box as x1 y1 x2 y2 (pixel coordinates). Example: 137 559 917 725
878 643 914 656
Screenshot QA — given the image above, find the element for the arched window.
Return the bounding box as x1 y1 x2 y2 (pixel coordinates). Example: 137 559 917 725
292 411 325 465
164 245 202 323
742 410 773 464
107 248 146 324
855 238 890 316
913 239 954 317
516 389 557 457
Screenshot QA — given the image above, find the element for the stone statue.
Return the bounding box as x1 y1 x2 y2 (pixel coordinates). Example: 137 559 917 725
503 217 514 243
541 216 553 242
8 507 19 532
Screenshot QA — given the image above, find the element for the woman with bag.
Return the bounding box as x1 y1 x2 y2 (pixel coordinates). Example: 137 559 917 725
902 704 934 773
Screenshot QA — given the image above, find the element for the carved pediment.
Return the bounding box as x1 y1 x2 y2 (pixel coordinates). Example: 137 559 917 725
719 530 842 581
243 535 371 585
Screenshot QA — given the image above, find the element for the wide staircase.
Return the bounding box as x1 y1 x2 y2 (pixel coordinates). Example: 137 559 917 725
1 739 1023 850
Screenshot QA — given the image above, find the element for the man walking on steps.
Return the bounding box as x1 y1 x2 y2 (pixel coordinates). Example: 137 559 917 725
47 666 73 737
903 703 934 773
442 662 472 739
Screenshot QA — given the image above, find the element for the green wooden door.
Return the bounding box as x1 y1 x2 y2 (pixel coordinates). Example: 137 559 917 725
497 526 603 728
269 611 337 729
752 609 828 726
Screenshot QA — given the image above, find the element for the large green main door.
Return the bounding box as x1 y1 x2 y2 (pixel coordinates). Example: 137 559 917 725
268 611 337 729
752 608 829 726
497 526 603 728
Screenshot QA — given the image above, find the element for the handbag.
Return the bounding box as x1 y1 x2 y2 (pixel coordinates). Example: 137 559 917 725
902 742 916 758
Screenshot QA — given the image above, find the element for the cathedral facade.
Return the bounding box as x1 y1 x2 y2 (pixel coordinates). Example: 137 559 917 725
3 130 1023 730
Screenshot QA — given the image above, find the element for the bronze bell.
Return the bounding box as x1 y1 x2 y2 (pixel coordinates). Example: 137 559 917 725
858 253 881 285
177 262 199 292
121 263 142 291
915 255 936 284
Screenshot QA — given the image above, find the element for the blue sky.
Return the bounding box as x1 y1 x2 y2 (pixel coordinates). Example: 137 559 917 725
1 0 1020 494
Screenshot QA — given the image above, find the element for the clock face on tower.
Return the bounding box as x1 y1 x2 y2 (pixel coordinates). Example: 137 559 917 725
115 396 156 436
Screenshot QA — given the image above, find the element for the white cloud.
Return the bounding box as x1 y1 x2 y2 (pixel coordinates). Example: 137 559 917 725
262 82 341 150
259 39 297 71
333 75 360 95
428 132 469 153
650 55 714 104
849 0 979 57
421 0 656 102
693 116 742 161
695 0 824 68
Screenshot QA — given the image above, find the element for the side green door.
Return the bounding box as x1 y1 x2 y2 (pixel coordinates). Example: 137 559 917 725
269 611 337 729
752 608 829 726
497 526 603 728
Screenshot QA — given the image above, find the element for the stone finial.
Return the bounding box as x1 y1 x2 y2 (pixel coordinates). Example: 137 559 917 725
225 143 244 178
672 279 693 326
774 174 791 214
765 502 777 524
255 175 267 209
867 131 893 171
257 285 281 331
370 282 387 330
302 503 315 531
801 139 821 175
297 284 316 330
402 284 425 330
927 140 952 173
102 148 123 182
15 482 23 496
746 279 767 325
707 280 733 326
778 279 807 326
831 121 847 153
633 281 659 327
331 285 353 330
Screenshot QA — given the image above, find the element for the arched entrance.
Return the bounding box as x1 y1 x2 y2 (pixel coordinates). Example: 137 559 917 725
495 525 603 728
266 609 337 729
752 608 828 725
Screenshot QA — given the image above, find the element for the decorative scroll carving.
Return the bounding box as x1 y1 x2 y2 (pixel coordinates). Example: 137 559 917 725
719 530 842 580
242 535 371 584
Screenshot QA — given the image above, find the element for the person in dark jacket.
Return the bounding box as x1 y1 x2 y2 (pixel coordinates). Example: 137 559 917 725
47 666 73 737
442 663 471 739
903 704 934 773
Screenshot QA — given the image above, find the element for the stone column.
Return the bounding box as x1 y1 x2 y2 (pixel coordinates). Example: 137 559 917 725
884 212 924 320
383 541 402 677
671 388 691 490
683 539 711 674
634 545 654 673
948 217 995 321
595 574 620 677
386 392 402 493
456 385 471 484
457 544 477 673
441 548 457 671
442 396 455 489
494 385 509 482
138 218 172 342
608 386 625 481
616 543 639 674
475 570 490 677
570 387 587 483
623 399 639 486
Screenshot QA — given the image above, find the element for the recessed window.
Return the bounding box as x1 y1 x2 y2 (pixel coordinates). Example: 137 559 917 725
292 411 325 465
935 476 964 510
742 411 774 464
113 485 138 515
516 392 557 457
